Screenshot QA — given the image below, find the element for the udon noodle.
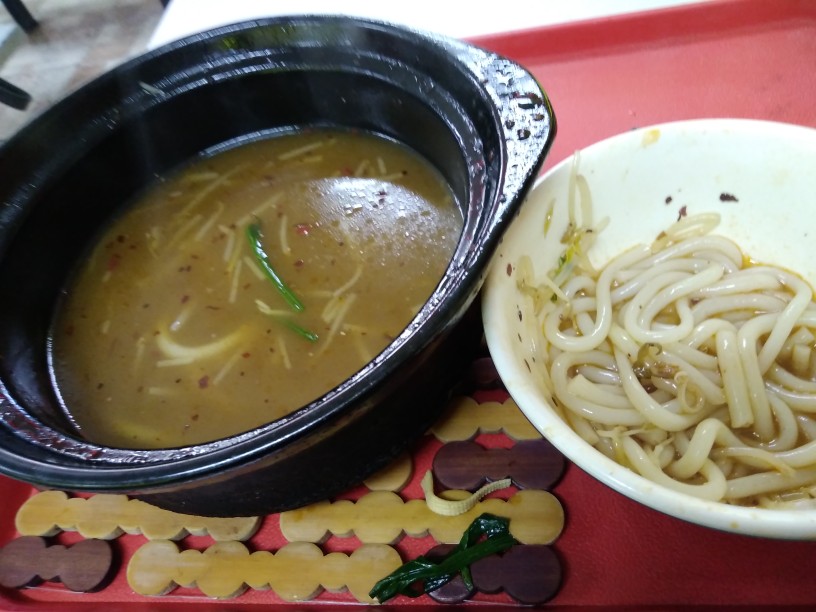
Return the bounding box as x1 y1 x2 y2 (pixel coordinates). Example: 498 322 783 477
517 159 816 508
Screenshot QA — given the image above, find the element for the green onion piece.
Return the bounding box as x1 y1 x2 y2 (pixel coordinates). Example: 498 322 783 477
369 513 518 603
281 318 318 343
246 222 305 313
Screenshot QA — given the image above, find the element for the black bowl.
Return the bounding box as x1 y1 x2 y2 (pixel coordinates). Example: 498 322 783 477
0 15 555 516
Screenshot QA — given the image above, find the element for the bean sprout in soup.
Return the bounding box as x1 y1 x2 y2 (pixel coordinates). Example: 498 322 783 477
51 130 462 449
516 164 816 509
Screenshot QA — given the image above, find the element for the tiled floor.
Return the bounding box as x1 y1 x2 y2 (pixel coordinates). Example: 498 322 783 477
0 0 165 141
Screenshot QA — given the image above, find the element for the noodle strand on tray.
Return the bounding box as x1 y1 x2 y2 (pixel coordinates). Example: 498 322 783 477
521 161 816 507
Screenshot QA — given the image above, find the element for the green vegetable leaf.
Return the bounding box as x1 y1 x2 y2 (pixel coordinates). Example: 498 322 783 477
281 318 319 343
246 222 305 312
369 513 518 603
247 222 319 342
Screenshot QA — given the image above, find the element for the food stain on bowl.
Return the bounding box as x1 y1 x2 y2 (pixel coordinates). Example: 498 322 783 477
483 118 816 539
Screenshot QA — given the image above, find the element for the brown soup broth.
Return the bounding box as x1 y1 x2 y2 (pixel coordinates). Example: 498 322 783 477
50 129 462 449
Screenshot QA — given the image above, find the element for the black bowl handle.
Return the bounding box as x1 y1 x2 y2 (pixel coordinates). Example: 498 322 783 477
438 37 556 280
456 40 555 212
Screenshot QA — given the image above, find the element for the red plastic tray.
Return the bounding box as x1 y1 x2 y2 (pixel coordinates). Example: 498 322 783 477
472 0 816 173
3 0 816 608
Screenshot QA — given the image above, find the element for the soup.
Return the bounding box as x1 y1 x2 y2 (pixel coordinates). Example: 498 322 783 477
50 130 462 449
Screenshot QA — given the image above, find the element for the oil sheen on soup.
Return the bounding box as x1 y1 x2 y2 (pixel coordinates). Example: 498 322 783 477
51 130 462 449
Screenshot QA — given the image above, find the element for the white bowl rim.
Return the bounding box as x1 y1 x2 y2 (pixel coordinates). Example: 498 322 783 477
483 117 816 540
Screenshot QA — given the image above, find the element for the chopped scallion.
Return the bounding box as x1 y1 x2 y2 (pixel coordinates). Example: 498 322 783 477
246 222 305 312
281 318 319 343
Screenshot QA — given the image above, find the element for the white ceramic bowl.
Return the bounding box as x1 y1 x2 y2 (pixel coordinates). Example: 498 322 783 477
483 118 816 539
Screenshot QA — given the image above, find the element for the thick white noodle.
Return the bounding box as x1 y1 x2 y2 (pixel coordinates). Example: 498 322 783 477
623 264 724 344
621 435 728 501
550 351 646 426
534 203 816 506
716 328 753 428
544 245 651 352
